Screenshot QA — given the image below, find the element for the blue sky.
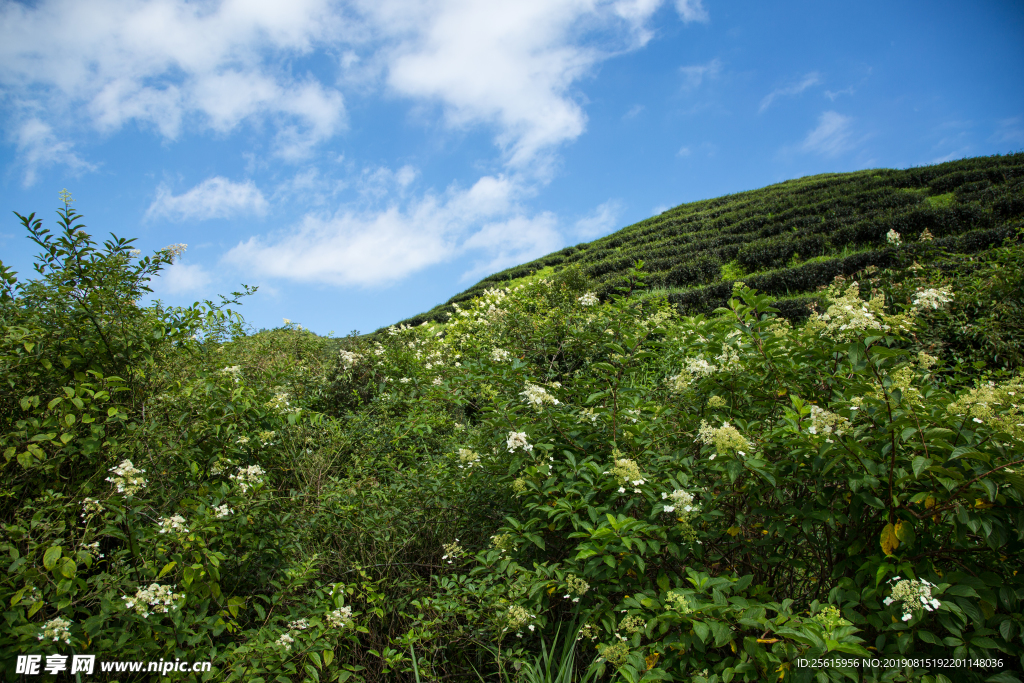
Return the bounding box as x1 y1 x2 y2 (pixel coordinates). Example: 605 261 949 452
2 0 1022 336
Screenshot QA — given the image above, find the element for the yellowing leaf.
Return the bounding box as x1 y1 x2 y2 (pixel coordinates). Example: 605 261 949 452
726 526 742 537
924 495 936 509
880 523 899 556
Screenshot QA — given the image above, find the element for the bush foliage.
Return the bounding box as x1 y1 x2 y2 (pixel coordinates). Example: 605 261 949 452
2 190 1023 683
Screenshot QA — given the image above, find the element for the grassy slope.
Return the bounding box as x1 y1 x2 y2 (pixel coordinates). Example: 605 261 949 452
385 153 1024 331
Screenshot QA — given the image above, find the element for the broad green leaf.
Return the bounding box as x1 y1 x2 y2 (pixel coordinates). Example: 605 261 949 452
43 546 62 570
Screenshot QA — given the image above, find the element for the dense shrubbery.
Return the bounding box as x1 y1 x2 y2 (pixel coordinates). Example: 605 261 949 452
3 196 1023 683
394 154 1024 329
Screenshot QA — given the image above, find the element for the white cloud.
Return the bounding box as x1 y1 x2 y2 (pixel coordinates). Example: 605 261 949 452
824 86 854 102
1 0 689 175
675 0 709 23
679 58 721 88
573 200 622 238
759 72 821 113
153 262 213 294
677 146 692 157
371 0 665 169
12 118 96 187
147 177 268 222
623 104 645 120
0 0 347 160
223 173 551 286
800 111 854 156
461 212 562 280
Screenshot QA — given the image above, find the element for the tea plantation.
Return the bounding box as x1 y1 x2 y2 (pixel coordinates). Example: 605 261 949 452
394 153 1024 331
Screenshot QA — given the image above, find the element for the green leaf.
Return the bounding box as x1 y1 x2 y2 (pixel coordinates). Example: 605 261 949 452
158 561 177 579
309 651 323 670
912 456 930 478
58 558 77 579
322 650 334 667
43 546 62 570
28 601 43 618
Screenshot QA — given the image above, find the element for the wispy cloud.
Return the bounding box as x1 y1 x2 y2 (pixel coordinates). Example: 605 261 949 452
223 173 559 287
0 0 348 161
623 104 645 120
674 0 709 23
800 111 854 156
759 72 821 113
573 200 622 238
824 86 854 101
0 0 679 175
13 118 95 187
147 177 268 222
153 262 213 295
679 58 722 88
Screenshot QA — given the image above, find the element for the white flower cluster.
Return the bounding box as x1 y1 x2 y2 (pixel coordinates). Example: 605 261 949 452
696 420 749 459
884 577 941 621
808 281 910 342
521 383 559 409
608 457 645 493
213 504 232 519
665 591 693 614
442 539 464 565
220 365 242 383
161 243 188 261
911 287 953 311
277 633 295 651
106 460 148 496
886 229 902 246
507 431 533 452
288 618 310 630
578 407 599 424
661 489 699 514
668 357 718 393
265 392 294 413
326 605 353 628
945 376 1024 440
563 574 589 603
339 349 363 369
490 533 515 555
230 465 266 493
506 604 537 637
491 347 511 362
157 514 189 535
82 541 104 559
81 497 103 519
808 405 850 437
123 583 181 618
38 617 72 644
456 448 481 470
578 292 599 306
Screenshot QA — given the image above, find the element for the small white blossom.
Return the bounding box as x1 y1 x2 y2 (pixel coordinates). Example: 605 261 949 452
157 514 189 535
578 292 599 306
38 617 72 644
106 460 148 496
230 465 266 493
506 431 533 452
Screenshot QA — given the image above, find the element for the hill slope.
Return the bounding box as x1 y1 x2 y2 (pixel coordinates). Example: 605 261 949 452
388 153 1024 330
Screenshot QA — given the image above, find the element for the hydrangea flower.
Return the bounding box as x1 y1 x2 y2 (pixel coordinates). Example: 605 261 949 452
38 617 72 644
106 460 147 496
883 577 941 622
123 584 181 618
506 431 533 452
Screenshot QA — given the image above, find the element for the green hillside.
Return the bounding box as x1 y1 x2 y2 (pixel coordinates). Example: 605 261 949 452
392 153 1024 329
